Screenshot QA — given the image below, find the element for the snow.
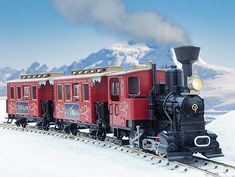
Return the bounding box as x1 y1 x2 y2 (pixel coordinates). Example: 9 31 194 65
0 97 7 121
107 42 150 66
107 42 150 52
0 99 204 177
207 110 235 165
0 128 204 177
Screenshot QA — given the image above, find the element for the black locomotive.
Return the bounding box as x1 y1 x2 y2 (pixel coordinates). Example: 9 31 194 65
144 46 223 160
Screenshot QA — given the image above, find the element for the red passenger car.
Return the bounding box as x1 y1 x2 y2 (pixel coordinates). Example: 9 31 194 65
53 67 122 134
6 73 63 127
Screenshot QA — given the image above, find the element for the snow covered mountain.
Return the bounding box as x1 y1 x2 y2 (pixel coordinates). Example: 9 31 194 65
197 63 235 111
0 62 50 96
51 41 174 74
0 67 22 96
0 42 235 113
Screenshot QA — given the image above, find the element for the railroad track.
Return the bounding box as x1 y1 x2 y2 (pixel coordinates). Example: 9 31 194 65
0 123 234 177
182 156 235 177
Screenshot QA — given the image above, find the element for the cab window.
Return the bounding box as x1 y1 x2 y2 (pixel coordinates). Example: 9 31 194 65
128 77 140 95
110 78 120 101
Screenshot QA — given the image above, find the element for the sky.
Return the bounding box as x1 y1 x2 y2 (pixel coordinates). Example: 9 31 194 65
0 0 234 69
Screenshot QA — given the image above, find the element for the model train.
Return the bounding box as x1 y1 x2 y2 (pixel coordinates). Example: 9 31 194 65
6 46 223 160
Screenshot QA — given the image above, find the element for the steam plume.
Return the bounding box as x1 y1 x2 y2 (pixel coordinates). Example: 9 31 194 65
53 0 190 45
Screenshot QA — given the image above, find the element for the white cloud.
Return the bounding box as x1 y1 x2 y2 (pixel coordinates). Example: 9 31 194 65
53 0 190 45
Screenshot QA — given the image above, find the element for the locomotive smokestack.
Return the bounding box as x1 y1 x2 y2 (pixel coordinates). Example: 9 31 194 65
174 46 200 86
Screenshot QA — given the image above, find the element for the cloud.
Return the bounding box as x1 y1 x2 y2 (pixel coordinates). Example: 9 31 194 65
53 0 190 45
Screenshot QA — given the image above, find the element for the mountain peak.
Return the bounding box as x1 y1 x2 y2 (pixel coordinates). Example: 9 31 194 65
106 41 150 52
26 61 50 74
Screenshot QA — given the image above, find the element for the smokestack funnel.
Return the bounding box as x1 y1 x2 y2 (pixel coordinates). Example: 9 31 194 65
174 46 200 86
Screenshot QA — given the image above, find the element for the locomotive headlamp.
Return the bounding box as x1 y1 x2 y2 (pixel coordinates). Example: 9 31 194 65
187 75 203 91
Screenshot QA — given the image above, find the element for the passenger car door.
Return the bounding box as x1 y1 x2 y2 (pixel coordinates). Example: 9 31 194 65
109 77 122 126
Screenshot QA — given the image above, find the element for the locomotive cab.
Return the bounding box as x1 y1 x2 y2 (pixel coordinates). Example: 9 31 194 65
107 65 165 143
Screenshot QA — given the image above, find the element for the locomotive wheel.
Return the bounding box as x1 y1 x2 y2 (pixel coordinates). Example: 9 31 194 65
167 143 178 153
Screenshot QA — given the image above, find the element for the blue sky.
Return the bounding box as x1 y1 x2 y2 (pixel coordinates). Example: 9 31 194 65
0 0 234 69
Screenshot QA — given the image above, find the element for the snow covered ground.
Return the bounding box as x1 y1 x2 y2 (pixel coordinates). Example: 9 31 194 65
0 98 202 177
0 97 7 120
207 111 235 165
2 128 197 177
0 98 234 177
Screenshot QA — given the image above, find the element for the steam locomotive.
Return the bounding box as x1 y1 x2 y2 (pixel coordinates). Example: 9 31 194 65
6 46 223 160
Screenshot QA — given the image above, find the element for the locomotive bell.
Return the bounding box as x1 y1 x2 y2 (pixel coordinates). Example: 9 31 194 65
174 46 200 87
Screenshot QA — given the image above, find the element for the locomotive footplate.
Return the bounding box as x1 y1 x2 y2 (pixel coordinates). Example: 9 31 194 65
183 146 223 158
164 151 193 161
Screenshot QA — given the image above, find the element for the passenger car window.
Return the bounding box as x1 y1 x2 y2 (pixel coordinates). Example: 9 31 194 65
17 87 21 100
65 84 71 101
32 86 37 100
73 84 80 101
57 85 63 100
10 87 15 99
23 86 30 100
128 77 140 95
83 84 89 101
